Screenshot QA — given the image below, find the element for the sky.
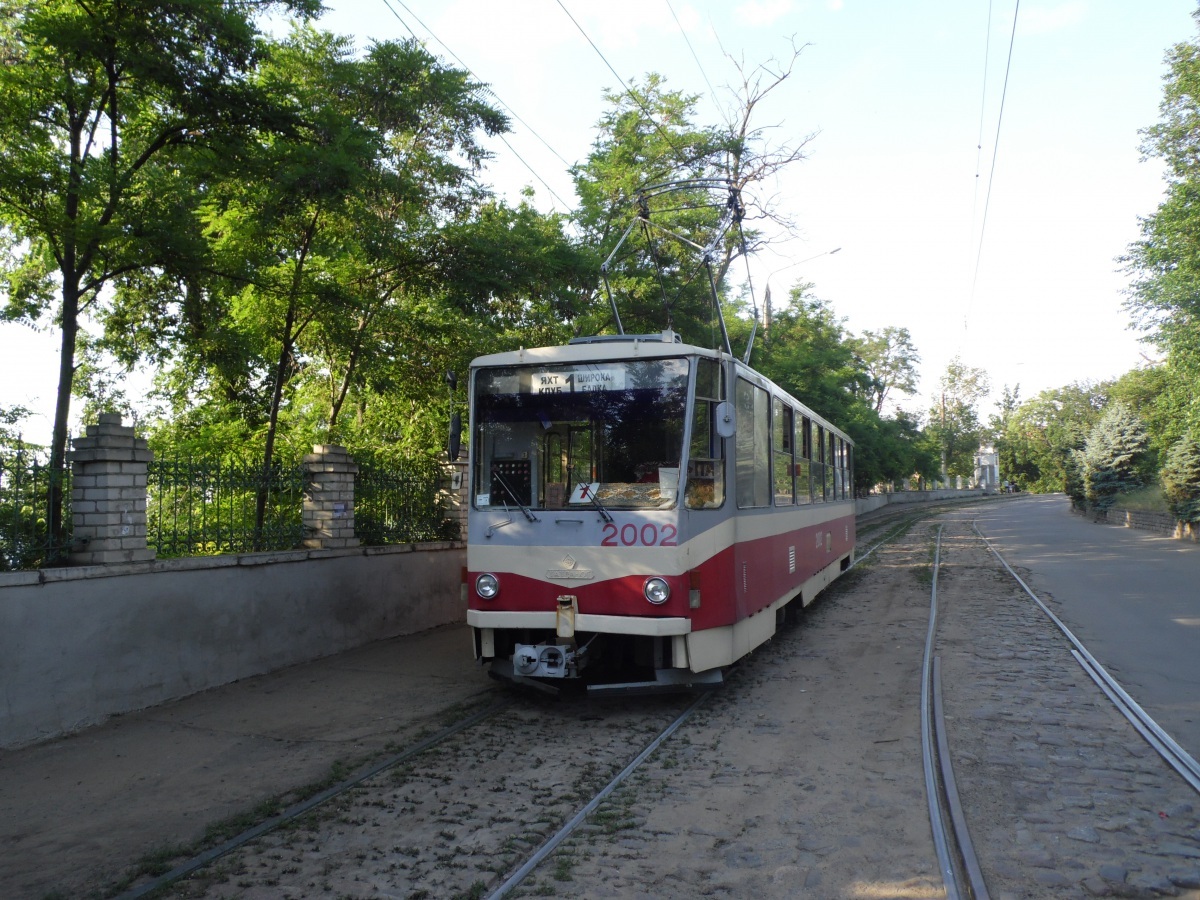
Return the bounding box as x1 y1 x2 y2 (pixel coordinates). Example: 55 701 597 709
2 0 1197 443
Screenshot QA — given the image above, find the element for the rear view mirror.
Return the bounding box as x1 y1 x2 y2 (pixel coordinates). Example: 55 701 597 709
448 412 462 462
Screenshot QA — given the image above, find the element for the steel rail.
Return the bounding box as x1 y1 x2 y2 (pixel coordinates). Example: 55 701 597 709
921 525 961 898
933 657 991 899
973 523 1200 796
486 692 710 900
853 495 1005 570
114 701 510 900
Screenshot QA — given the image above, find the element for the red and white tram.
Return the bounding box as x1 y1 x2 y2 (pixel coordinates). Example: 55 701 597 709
464 330 855 693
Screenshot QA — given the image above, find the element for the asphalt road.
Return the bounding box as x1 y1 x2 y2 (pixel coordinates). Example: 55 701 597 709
973 492 1200 763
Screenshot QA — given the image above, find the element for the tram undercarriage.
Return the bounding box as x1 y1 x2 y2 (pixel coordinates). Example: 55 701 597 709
473 627 724 695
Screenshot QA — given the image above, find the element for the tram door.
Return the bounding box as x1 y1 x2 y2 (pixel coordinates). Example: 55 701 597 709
567 425 594 489
542 424 594 508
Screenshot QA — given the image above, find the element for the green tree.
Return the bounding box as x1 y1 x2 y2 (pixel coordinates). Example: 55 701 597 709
1161 429 1200 524
1123 19 1200 445
133 28 592 474
998 382 1108 493
1081 401 1150 511
570 75 728 342
989 384 1026 485
853 326 921 414
844 405 939 495
752 285 866 424
927 358 990 482
0 0 318 551
752 287 936 493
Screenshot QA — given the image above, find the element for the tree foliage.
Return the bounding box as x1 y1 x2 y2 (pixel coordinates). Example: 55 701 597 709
1123 16 1200 452
0 0 319 548
753 286 865 424
853 326 920 414
132 27 590 468
1080 401 1151 511
1161 429 1200 524
927 358 990 481
0 10 959 507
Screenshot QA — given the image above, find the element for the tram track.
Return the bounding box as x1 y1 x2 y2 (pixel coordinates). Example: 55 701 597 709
923 525 989 900
927 512 1200 899
137 688 705 899
973 520 1200 795
114 701 514 899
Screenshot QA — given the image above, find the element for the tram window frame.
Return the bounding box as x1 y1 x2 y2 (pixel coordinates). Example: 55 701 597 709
772 397 795 506
794 414 812 504
686 356 726 510
735 377 771 509
825 431 836 500
811 422 825 503
833 436 844 500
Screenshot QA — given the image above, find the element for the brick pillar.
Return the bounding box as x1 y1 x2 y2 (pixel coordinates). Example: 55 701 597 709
441 460 468 541
69 413 155 565
303 444 359 550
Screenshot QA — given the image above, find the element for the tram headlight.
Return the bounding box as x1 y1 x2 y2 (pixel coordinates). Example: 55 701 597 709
643 577 671 605
476 573 500 600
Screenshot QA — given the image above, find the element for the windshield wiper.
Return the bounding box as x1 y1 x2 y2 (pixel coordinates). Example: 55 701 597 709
577 482 614 524
491 470 539 522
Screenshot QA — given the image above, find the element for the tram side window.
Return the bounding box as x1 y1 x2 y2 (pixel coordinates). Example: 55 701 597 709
794 415 812 504
811 422 826 503
735 378 771 508
838 437 848 499
826 432 836 500
686 357 725 509
833 436 843 500
772 398 794 506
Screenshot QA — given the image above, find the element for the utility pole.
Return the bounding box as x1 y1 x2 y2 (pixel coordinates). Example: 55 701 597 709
940 391 948 486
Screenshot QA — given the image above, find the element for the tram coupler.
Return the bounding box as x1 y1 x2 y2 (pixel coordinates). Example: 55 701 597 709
512 641 586 678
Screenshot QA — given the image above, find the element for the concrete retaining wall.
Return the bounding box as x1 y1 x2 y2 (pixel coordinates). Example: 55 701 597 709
0 543 465 749
854 488 984 517
1087 507 1199 542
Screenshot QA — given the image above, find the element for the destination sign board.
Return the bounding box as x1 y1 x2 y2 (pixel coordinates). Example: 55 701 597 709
531 368 625 394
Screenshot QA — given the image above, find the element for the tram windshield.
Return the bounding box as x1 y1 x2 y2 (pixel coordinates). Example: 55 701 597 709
473 358 689 510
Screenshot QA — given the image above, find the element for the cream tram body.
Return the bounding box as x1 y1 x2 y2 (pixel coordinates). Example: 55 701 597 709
465 331 854 692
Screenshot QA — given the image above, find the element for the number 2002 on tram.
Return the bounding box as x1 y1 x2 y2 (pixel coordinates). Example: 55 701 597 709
464 329 855 694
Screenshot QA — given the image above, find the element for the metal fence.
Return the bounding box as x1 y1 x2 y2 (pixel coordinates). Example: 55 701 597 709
146 451 454 559
0 440 70 571
147 456 307 557
2 446 454 568
355 453 457 544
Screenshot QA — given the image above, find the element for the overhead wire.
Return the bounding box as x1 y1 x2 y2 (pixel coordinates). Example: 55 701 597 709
970 0 994 234
554 0 692 170
377 0 576 211
666 0 727 127
967 0 1020 319
377 0 418 38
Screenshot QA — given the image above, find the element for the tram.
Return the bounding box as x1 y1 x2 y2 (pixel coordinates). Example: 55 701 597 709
463 183 855 693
